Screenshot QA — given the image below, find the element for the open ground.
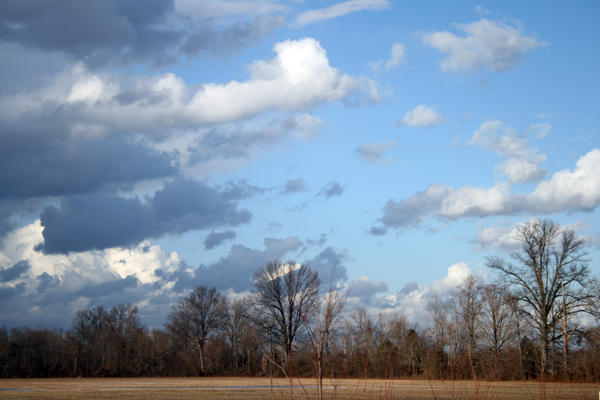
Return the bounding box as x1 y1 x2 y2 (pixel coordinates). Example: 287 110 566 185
0 377 599 400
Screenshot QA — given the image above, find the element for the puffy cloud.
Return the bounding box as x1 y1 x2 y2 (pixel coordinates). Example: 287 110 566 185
375 262 484 323
36 179 253 254
280 178 310 195
395 105 446 128
204 230 237 250
293 0 391 27
422 19 546 73
317 180 347 199
0 39 375 151
467 121 547 184
470 222 522 253
0 221 187 327
356 141 397 164
370 149 600 234
0 0 283 68
368 43 405 72
529 148 600 213
0 221 349 328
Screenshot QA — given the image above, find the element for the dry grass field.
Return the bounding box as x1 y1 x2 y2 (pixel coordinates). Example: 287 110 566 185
0 377 599 400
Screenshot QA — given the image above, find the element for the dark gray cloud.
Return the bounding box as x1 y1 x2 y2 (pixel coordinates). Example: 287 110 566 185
280 178 310 195
77 275 139 298
36 179 253 254
317 180 347 199
0 135 178 200
0 260 30 282
204 230 237 250
0 0 282 69
0 282 26 300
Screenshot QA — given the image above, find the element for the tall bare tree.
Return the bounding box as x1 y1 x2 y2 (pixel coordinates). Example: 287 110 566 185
218 297 250 373
302 278 349 400
486 218 590 375
167 286 225 375
251 260 320 370
449 275 483 360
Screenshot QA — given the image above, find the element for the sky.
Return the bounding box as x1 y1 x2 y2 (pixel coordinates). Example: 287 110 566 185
0 0 599 329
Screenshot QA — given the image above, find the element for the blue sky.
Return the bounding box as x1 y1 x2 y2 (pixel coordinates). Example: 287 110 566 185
0 0 598 328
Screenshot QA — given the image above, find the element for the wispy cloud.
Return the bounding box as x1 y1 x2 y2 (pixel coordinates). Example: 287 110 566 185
422 19 547 73
293 0 391 27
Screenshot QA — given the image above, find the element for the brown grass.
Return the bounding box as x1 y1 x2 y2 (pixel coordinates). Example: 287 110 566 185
0 377 598 400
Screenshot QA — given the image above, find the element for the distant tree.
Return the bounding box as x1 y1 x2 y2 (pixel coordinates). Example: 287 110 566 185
251 260 320 371
449 275 483 361
486 218 591 375
167 286 225 375
218 297 250 373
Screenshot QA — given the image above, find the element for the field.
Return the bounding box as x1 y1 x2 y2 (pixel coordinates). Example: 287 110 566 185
0 377 599 400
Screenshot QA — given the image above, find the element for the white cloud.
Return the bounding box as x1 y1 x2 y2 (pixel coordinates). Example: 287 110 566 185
368 43 405 72
422 18 547 73
0 220 186 327
467 121 547 184
374 262 485 323
0 39 378 143
294 0 391 27
356 141 396 164
529 148 600 213
471 221 522 253
371 148 600 233
395 105 446 128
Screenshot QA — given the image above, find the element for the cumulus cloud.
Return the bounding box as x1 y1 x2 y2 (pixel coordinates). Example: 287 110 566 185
422 18 547 73
317 180 347 199
368 43 405 72
0 220 350 328
370 148 600 234
0 39 376 151
529 148 600 213
293 0 391 27
467 121 547 184
356 141 396 164
0 0 284 68
373 262 484 323
36 179 254 254
395 105 446 128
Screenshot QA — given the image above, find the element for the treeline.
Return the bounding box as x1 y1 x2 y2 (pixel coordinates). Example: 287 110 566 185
1 219 599 381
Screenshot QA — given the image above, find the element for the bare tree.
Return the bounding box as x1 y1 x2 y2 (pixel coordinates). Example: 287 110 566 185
486 218 591 375
167 286 225 375
449 275 483 360
219 297 250 373
478 283 518 375
302 276 349 400
251 260 321 370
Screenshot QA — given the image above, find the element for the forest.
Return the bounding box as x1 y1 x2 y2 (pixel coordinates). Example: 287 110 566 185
1 219 599 382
